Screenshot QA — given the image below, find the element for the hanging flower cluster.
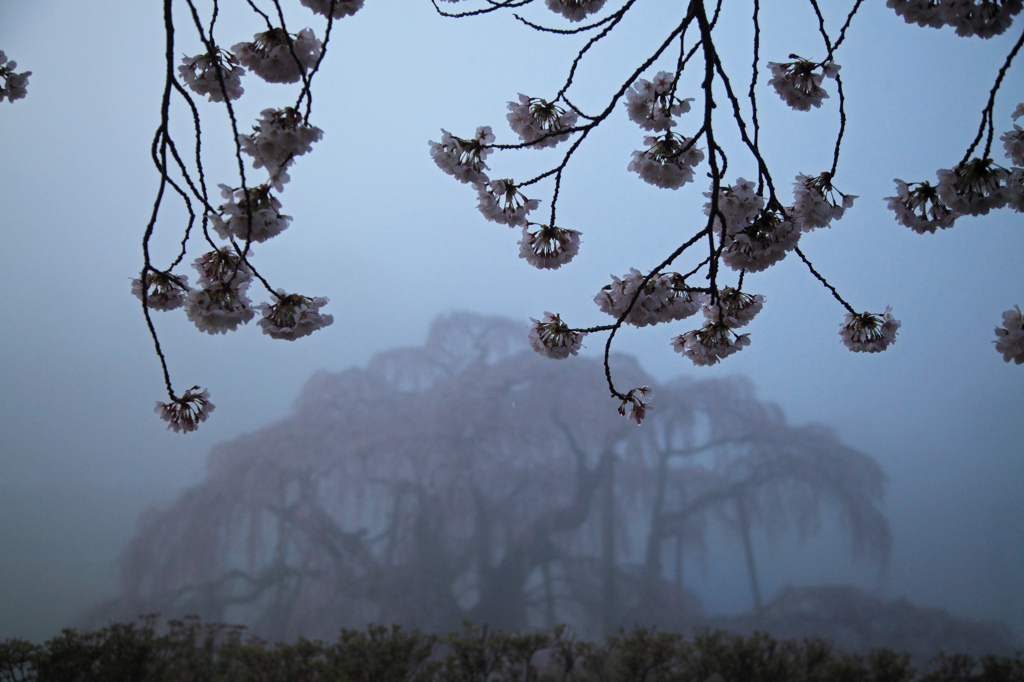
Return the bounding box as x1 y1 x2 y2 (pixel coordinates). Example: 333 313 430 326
595 269 705 327
767 57 840 111
0 50 30 103
628 132 705 189
625 71 694 131
707 179 800 272
994 306 1024 364
519 223 582 269
507 94 579 148
839 307 902 353
239 108 324 190
178 48 245 102
155 386 215 433
672 322 752 367
528 312 586 359
791 172 857 230
132 271 189 311
300 0 364 18
478 179 540 226
429 127 494 185
257 291 334 340
545 0 607 23
232 28 322 84
212 184 292 243
887 0 1022 38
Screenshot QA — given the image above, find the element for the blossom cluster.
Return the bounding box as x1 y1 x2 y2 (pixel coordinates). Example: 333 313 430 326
994 306 1024 364
239 107 324 190
595 269 705 327
0 50 30 103
233 28 322 84
528 312 586 359
299 0 364 18
478 179 540 227
178 48 245 102
212 184 292 243
628 132 705 189
625 71 694 131
132 271 189 311
671 323 751 367
155 386 215 433
706 179 800 272
838 307 901 353
767 58 840 112
257 291 334 340
545 0 607 22
791 172 856 230
519 223 581 269
430 127 494 186
887 0 1022 38
507 95 578 148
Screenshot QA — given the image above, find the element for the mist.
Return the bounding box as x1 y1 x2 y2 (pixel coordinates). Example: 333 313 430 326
1 0 1022 656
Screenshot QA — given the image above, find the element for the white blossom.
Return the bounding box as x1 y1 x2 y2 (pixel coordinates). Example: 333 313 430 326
155 385 215 433
1000 125 1024 167
132 271 189 311
887 0 1022 37
767 58 840 111
625 72 694 131
239 107 323 190
0 50 31 103
617 386 651 426
628 132 705 190
477 179 540 226
528 312 585 359
671 322 751 366
506 94 578 148
518 223 581 269
257 291 334 340
192 247 254 288
212 184 292 243
702 288 764 329
185 281 255 334
232 28 322 84
595 268 705 327
791 172 856 230
1006 168 1024 212
299 0 364 19
936 158 1009 216
545 0 607 22
722 208 800 273
178 48 244 102
839 306 901 353
994 305 1024 364
885 179 959 233
429 127 493 186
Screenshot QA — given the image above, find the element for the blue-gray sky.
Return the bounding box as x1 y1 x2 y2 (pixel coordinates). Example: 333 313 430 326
1 0 1021 642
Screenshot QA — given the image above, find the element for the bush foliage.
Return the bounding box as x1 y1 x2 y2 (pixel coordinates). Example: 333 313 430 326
2 617 1021 682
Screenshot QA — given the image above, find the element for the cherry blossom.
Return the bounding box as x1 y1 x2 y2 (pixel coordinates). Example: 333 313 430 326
132 271 189 311
185 281 255 334
791 172 856 230
212 184 292 243
628 132 705 189
0 50 31 103
625 72 694 131
617 386 651 425
671 322 751 366
545 0 607 22
239 108 323 191
192 247 254 288
518 223 581 269
477 179 540 226
528 312 585 359
937 158 1010 216
506 94 578 148
767 58 840 111
257 291 334 340
1000 105 1024 165
721 208 800 273
429 127 493 186
155 386 215 433
702 288 764 329
839 307 901 353
233 28 322 84
885 179 959 233
595 269 705 327
299 0 364 18
994 305 1024 364
1006 168 1024 211
178 48 244 102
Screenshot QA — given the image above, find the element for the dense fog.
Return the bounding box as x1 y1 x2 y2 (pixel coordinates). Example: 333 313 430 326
1 0 1021 658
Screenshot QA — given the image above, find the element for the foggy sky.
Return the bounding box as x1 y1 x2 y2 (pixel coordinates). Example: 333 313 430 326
1 1 1022 642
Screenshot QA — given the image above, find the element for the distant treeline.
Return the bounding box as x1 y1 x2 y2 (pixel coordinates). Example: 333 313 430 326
1 617 1022 682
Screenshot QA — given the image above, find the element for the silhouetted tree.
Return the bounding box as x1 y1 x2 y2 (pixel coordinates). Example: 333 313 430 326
97 312 890 641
